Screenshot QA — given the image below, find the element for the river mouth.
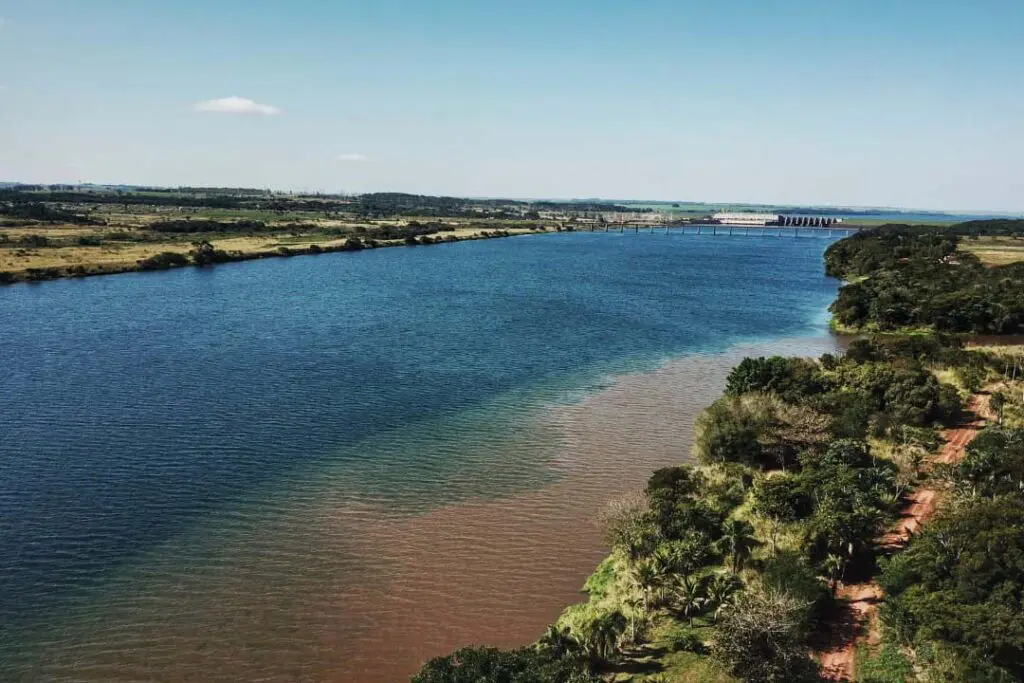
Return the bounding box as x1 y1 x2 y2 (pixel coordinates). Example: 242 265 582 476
0 234 842 681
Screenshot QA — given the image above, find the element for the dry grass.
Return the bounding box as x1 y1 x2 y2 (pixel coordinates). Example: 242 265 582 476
961 237 1024 266
0 235 299 272
0 221 548 280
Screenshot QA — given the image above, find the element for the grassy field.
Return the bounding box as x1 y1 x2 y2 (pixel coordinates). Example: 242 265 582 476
0 218 552 284
960 236 1024 266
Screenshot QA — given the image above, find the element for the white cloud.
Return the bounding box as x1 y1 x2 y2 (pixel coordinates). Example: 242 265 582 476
338 153 367 161
193 97 280 116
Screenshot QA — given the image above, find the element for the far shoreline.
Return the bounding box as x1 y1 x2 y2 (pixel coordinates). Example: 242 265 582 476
0 227 554 287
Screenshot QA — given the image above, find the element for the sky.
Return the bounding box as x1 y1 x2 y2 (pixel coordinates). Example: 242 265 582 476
1 0 1022 211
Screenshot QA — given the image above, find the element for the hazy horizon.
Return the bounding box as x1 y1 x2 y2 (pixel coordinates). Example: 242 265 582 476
1 1 1022 212
4 181 1020 217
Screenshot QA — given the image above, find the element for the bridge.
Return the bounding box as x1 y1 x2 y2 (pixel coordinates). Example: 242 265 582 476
573 222 861 238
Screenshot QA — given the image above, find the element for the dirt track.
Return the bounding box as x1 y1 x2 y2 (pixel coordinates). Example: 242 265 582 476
817 393 990 681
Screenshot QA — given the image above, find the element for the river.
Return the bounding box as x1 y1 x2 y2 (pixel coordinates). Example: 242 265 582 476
0 232 842 682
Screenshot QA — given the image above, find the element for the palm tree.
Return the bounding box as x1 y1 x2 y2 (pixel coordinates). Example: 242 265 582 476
537 624 580 660
718 519 759 574
582 611 628 663
822 553 846 596
705 572 741 622
623 596 652 648
652 541 689 577
627 559 663 611
670 574 707 627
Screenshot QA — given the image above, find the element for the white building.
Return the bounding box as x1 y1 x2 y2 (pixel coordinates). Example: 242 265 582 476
712 212 780 226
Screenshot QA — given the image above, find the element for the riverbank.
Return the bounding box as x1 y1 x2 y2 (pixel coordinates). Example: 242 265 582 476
413 220 1024 683
417 336 1024 683
0 225 551 285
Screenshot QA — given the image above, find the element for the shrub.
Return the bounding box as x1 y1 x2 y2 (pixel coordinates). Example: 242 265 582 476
190 240 231 265
411 646 595 683
712 588 820 683
668 630 708 654
137 251 190 270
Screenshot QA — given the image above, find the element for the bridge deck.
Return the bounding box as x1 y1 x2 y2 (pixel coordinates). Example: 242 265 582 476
575 223 860 237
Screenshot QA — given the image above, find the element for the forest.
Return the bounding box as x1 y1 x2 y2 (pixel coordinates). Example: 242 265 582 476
825 221 1024 334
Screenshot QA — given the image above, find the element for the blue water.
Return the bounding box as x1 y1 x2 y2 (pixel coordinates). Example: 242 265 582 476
0 232 841 680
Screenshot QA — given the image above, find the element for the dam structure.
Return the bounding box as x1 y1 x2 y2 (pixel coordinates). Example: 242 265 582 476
712 212 845 227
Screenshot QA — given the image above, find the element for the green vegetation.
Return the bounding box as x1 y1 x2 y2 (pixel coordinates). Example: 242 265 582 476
412 646 598 683
825 221 1024 333
0 185 641 221
855 641 914 683
410 218 1024 682
880 495 1024 681
413 335 1020 681
875 425 1024 681
0 185 570 284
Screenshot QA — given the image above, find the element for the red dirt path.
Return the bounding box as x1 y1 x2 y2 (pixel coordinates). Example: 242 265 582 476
816 394 991 681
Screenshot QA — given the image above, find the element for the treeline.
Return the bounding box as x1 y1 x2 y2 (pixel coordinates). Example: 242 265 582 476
412 336 1001 682
879 425 1024 680
147 219 277 234
0 188 263 210
825 220 1024 334
0 186 640 219
0 201 99 225
350 193 637 219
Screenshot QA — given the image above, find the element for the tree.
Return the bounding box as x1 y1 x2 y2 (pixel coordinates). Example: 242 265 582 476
693 395 777 468
189 240 230 265
537 625 582 661
578 611 627 663
651 537 712 580
879 497 1024 680
670 574 708 627
949 427 1024 499
821 553 846 596
705 572 742 622
626 560 663 613
645 466 723 544
412 646 596 683
712 589 820 683
717 519 759 574
597 492 659 562
725 356 827 403
752 473 811 528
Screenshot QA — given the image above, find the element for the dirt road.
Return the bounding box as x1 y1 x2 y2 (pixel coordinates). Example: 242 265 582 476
817 393 990 681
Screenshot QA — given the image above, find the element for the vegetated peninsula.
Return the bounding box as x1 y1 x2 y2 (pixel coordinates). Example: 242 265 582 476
413 219 1024 683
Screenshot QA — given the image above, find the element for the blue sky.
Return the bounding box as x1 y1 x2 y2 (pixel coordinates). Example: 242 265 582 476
1 0 1022 210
